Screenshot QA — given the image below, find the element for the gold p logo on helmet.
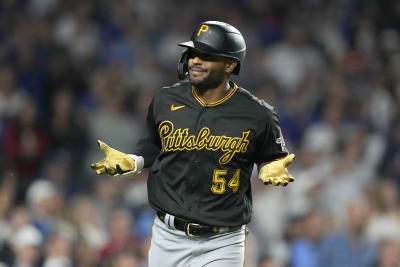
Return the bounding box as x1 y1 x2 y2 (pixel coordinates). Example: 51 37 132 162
197 25 209 36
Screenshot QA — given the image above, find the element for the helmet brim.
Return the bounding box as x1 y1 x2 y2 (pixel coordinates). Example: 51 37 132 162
178 41 221 55
178 40 195 48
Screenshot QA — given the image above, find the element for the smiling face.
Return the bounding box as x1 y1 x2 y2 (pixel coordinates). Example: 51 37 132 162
188 49 237 90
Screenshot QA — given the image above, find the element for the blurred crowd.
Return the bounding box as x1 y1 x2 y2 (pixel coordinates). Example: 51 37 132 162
0 0 400 266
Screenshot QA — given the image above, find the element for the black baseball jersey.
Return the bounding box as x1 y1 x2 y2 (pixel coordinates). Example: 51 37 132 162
134 80 287 227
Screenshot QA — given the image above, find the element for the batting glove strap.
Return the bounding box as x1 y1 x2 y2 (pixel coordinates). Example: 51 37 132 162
113 154 144 178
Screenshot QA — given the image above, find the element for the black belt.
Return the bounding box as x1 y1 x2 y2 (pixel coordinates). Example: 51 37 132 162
157 211 241 237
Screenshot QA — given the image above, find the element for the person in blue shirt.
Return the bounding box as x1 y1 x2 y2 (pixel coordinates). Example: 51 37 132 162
318 198 377 267
289 211 325 267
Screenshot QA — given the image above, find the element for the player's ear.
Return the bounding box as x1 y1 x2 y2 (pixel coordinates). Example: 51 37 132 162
225 59 238 74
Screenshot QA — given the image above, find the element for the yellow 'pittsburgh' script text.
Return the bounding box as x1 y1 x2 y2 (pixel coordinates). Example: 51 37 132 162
158 120 250 164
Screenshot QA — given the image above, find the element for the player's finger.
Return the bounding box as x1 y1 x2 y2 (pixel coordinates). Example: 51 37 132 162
283 154 295 167
270 177 279 186
91 158 109 169
263 177 271 185
96 167 106 175
100 162 115 175
106 167 117 176
277 175 289 186
91 161 105 170
283 168 295 183
97 140 111 156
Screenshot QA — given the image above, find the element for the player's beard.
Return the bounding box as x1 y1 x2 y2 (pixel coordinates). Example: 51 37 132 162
189 66 226 93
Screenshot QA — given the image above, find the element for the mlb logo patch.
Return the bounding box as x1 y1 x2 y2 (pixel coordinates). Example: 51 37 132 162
276 129 286 151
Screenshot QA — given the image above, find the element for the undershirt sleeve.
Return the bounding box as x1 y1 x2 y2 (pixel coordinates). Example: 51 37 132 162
133 98 161 168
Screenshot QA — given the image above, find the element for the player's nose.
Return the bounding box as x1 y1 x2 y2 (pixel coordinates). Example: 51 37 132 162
192 56 203 64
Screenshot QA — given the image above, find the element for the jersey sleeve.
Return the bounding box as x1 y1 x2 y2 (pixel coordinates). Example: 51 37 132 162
254 108 288 164
133 97 161 168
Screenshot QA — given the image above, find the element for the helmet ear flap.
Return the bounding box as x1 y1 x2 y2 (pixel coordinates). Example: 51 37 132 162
177 49 189 80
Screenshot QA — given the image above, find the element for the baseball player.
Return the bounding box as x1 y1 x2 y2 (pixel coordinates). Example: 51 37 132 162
91 21 295 267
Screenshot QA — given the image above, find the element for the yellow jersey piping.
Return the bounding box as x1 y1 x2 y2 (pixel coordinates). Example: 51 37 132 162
192 82 238 107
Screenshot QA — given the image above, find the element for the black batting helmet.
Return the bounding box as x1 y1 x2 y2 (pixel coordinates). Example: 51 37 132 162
177 21 246 80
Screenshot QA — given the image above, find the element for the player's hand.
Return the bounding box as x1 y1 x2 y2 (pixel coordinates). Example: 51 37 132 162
258 154 295 186
90 140 136 176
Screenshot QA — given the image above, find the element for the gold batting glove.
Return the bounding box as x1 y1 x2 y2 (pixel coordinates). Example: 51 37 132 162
258 154 295 186
90 140 143 177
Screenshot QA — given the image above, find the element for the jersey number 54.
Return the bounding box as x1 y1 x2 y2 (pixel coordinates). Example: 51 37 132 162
211 169 240 194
